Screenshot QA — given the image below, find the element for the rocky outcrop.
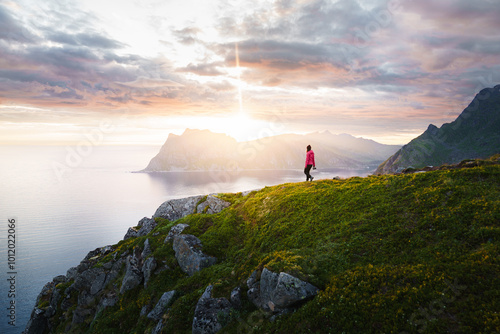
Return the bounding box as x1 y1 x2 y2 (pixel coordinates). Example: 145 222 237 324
23 281 56 334
23 241 159 333
230 287 242 309
196 195 231 214
154 195 203 220
173 234 217 276
24 192 233 333
24 306 48 334
124 195 231 240
190 269 319 334
164 223 190 243
120 246 144 294
247 268 319 313
142 256 157 288
124 217 156 240
147 290 176 321
192 285 234 334
23 191 325 334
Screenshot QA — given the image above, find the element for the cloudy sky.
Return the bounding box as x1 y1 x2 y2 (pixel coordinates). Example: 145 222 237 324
1 0 499 145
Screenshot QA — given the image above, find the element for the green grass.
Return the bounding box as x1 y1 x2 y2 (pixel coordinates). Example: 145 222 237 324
56 162 500 333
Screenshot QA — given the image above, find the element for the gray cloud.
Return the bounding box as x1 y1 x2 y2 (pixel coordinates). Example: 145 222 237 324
0 4 37 43
46 31 126 49
176 62 226 76
0 2 182 107
172 26 202 45
2 0 500 140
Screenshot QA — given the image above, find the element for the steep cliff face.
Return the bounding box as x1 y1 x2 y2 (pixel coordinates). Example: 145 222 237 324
23 195 233 334
23 194 319 334
142 129 400 171
376 85 500 174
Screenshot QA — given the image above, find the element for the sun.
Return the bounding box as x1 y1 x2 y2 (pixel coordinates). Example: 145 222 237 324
216 112 263 142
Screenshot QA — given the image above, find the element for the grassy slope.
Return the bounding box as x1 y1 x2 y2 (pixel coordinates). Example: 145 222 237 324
74 162 499 333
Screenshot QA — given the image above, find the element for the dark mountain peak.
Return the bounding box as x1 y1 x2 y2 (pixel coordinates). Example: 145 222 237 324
425 124 439 136
376 85 500 174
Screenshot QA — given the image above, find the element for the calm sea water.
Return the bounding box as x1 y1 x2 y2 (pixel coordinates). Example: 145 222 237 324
0 145 372 333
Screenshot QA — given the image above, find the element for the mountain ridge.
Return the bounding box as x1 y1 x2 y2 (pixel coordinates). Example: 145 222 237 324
141 129 401 172
376 85 500 174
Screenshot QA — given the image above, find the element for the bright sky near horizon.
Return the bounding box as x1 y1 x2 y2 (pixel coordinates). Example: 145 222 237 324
1 0 499 145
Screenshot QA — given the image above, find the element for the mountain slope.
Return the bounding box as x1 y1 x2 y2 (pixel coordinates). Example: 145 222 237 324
26 158 500 333
376 85 500 174
142 129 400 171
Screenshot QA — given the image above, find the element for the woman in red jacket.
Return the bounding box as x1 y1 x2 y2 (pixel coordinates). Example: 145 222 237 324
304 145 316 181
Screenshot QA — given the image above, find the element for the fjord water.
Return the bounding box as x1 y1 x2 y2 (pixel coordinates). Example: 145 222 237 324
0 145 372 333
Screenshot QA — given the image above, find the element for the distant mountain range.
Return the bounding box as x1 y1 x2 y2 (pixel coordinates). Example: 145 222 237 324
376 85 500 174
141 129 401 172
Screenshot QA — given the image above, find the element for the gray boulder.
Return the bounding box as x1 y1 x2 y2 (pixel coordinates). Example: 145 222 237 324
125 194 231 241
173 235 217 276
164 223 190 243
142 257 157 288
260 268 280 311
90 269 107 296
247 284 261 310
142 239 153 259
192 285 233 334
124 227 139 240
246 270 262 308
196 194 231 214
153 195 203 221
147 290 176 321
230 287 242 309
120 266 142 294
124 217 157 240
136 217 157 237
66 266 79 281
154 194 231 221
247 268 319 313
273 272 319 308
49 287 62 313
23 307 47 334
120 248 144 294
52 275 67 286
104 257 124 288
94 292 119 321
246 270 259 287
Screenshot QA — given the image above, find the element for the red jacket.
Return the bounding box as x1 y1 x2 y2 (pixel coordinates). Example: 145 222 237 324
305 150 315 168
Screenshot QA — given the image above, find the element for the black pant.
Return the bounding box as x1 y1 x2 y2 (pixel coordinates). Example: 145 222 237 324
304 164 313 181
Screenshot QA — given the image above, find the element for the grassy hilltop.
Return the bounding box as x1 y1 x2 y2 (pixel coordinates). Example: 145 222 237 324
50 158 499 333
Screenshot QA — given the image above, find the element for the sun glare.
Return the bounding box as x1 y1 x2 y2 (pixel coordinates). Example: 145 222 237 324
218 113 266 142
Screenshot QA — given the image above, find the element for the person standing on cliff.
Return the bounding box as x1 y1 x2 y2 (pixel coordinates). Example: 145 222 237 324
304 145 316 181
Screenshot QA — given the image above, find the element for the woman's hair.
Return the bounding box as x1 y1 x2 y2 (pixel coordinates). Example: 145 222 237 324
307 145 311 151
